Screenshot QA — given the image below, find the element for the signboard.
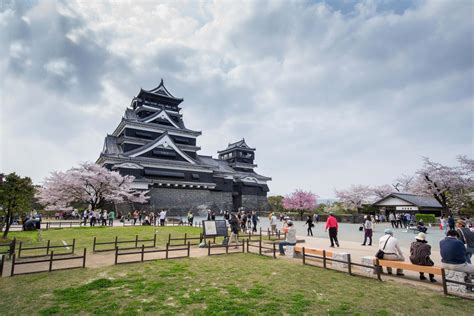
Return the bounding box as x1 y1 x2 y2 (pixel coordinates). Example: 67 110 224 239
396 206 418 211
202 220 228 237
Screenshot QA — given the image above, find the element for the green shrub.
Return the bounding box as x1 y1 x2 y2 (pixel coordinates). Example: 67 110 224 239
415 213 436 224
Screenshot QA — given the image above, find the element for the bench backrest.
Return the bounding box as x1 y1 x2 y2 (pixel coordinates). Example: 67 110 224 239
294 246 333 257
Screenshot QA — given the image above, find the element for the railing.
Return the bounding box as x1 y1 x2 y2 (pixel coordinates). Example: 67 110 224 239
246 239 277 258
18 239 75 259
43 221 82 230
0 238 16 259
9 248 87 276
207 240 245 256
93 234 157 252
168 233 205 246
114 243 191 264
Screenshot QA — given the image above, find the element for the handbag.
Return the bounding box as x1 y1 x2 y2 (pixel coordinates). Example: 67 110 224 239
375 236 391 259
359 226 363 232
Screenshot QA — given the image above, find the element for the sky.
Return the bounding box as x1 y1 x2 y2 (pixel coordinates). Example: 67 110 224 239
0 0 473 198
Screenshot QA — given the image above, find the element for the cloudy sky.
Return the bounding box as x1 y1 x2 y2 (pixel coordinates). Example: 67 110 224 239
1 0 472 198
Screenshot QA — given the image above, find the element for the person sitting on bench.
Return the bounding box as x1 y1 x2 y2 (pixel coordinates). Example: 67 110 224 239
378 228 405 276
279 221 296 256
409 232 436 282
417 219 428 233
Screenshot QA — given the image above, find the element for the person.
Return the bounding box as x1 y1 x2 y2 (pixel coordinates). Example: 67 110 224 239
409 232 436 282
378 228 405 276
89 209 95 226
149 212 155 226
279 220 297 255
466 216 473 228
108 210 115 226
417 219 428 233
159 209 167 226
187 211 194 226
455 220 474 264
395 213 402 229
361 215 373 246
82 210 88 226
325 213 339 248
281 217 290 234
207 210 212 221
211 211 216 221
102 210 108 226
440 216 448 235
229 213 240 248
305 215 314 236
144 214 150 225
389 213 396 229
133 210 139 225
440 230 474 291
251 211 258 233
270 213 278 234
448 215 455 231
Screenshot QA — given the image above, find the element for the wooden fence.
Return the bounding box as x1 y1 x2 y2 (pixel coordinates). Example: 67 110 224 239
114 243 191 264
9 248 87 276
93 234 157 252
18 239 75 259
0 238 16 259
167 233 206 246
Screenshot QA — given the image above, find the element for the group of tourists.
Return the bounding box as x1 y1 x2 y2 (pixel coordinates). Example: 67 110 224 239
122 209 168 226
388 212 415 229
82 209 115 226
225 211 260 248
376 219 474 290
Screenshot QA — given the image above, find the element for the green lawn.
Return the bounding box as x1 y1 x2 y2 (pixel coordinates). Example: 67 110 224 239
5 226 202 255
0 253 472 315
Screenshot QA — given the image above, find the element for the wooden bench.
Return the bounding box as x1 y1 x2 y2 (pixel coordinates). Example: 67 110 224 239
263 239 305 245
294 246 333 257
375 259 442 275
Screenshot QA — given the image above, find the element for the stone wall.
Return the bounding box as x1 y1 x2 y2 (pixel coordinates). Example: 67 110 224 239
241 195 271 212
148 188 233 215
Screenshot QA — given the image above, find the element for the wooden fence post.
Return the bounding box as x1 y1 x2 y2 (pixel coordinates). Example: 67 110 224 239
375 259 382 281
302 247 306 265
183 233 187 245
187 242 191 257
71 238 76 254
259 238 262 255
18 242 22 258
242 240 245 253
166 243 169 259
273 243 276 259
226 242 229 254
347 254 352 275
153 233 157 247
114 236 118 250
168 234 171 245
0 255 4 277
82 248 87 268
46 240 51 256
135 235 138 248
323 250 327 269
10 238 16 258
114 247 118 265
207 241 211 256
93 237 97 252
246 239 249 253
49 251 54 272
10 254 16 276
441 269 448 295
141 244 145 262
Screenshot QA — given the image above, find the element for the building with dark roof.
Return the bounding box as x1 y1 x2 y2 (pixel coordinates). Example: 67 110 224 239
372 192 443 216
97 80 271 214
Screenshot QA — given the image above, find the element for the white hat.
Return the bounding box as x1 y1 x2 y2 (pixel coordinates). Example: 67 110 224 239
416 232 426 241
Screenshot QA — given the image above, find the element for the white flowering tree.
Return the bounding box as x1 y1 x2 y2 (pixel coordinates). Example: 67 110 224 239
371 184 393 199
36 162 148 212
334 184 372 213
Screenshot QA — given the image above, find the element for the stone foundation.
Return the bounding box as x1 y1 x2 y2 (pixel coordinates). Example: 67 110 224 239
332 252 349 271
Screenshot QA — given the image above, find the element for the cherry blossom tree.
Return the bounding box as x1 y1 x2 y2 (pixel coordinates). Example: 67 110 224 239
335 184 372 213
36 162 148 212
371 184 393 199
282 189 318 220
392 174 414 192
410 156 473 215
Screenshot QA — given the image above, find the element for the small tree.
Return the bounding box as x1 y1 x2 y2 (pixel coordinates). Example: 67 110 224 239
36 162 149 212
282 189 318 220
372 184 393 199
268 195 284 213
0 173 35 238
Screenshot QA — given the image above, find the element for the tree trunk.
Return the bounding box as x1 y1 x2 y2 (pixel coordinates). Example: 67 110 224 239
2 212 11 239
299 210 304 221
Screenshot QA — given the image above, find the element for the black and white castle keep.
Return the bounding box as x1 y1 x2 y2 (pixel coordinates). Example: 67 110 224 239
97 80 271 214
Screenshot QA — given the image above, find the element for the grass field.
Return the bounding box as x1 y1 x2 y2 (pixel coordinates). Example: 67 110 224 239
4 226 202 255
0 253 472 315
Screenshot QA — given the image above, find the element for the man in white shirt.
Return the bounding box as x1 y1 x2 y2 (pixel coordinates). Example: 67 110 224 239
279 221 297 256
379 228 405 276
159 210 167 226
270 213 278 234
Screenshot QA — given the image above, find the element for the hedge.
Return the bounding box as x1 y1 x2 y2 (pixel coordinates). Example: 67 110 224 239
415 213 436 224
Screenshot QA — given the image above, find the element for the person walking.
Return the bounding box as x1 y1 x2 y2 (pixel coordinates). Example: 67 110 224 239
440 216 448 235
82 210 88 226
159 209 167 226
305 215 314 236
378 229 405 276
251 211 258 233
361 215 373 246
108 210 115 226
389 213 396 229
133 210 139 225
229 213 240 248
270 213 278 234
187 211 194 226
409 232 436 282
448 215 455 231
325 213 339 248
279 221 297 256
